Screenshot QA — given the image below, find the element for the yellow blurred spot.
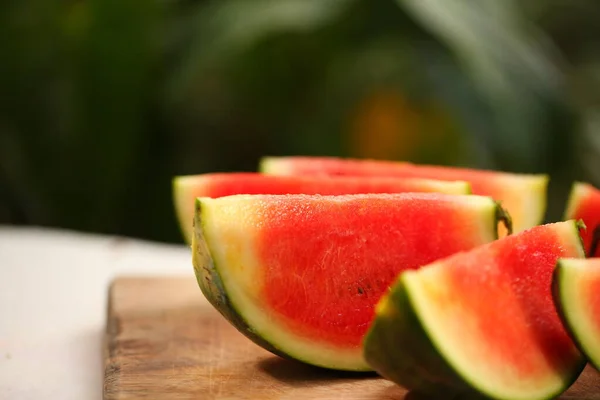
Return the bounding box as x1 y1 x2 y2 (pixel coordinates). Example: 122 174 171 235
349 90 418 160
348 89 457 162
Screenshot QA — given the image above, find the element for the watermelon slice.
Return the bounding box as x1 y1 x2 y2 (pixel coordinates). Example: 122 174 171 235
260 156 548 234
564 182 600 256
173 172 471 244
364 220 586 399
192 193 510 371
553 257 600 371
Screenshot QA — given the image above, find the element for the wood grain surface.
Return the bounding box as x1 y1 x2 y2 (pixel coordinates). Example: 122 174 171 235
103 277 600 400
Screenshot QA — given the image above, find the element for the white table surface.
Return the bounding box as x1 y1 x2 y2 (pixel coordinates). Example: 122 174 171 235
0 226 193 400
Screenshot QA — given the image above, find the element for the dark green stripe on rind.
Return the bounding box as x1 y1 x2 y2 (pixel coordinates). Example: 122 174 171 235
552 260 600 371
494 201 513 236
364 220 586 400
191 198 289 359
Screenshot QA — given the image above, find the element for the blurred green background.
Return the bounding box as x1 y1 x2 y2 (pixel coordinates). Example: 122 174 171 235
1 0 599 243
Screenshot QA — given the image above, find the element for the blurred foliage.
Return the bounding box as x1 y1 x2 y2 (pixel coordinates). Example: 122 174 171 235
0 0 598 243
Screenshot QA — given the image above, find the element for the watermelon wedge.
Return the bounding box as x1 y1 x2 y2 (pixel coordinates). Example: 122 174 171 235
553 258 600 371
173 172 471 244
564 182 600 256
192 193 510 371
364 220 586 399
260 156 548 234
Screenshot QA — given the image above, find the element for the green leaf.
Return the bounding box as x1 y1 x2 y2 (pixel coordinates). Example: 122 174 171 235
396 0 561 98
396 0 566 171
167 0 356 103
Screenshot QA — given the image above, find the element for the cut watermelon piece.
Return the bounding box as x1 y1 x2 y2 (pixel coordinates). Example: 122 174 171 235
364 220 586 399
173 172 471 244
260 156 548 234
564 182 600 256
192 193 510 370
553 258 600 371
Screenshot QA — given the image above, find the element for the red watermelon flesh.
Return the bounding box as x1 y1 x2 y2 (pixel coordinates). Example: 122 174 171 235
259 194 487 346
193 193 508 370
439 224 581 377
564 182 600 256
364 220 586 398
260 156 548 234
173 172 470 244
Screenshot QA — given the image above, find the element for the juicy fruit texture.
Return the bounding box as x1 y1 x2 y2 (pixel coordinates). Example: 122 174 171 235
260 156 548 234
173 172 471 243
193 193 508 371
553 258 600 371
564 182 600 256
364 221 586 399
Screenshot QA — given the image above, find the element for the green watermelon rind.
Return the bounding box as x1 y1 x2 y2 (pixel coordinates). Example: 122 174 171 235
258 157 288 175
364 220 587 400
552 258 600 371
522 174 549 232
172 176 198 245
191 198 289 360
192 195 509 371
363 279 472 398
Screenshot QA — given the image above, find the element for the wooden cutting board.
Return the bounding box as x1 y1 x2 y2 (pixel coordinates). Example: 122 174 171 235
103 276 600 400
